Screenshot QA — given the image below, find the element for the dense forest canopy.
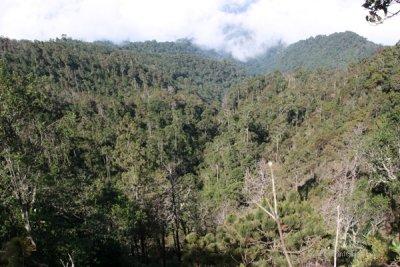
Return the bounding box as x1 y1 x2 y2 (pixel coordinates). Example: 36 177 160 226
13 31 380 78
0 37 245 102
0 30 399 267
243 32 382 74
112 31 382 75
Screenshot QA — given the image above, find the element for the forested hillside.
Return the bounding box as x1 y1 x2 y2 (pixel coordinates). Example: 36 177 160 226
115 31 381 75
244 31 382 74
118 39 226 60
0 37 245 102
0 35 399 267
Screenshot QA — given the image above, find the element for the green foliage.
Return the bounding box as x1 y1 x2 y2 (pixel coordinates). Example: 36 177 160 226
245 31 381 74
353 235 389 267
184 193 330 266
390 239 400 260
0 36 399 266
0 42 220 264
361 44 400 92
0 37 245 102
0 237 36 267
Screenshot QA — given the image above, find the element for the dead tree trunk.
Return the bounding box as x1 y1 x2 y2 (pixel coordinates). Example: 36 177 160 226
165 163 182 262
171 180 181 261
255 161 293 267
4 157 37 250
161 224 166 267
334 205 341 267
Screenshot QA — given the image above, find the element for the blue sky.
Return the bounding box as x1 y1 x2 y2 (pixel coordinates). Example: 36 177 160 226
0 0 399 60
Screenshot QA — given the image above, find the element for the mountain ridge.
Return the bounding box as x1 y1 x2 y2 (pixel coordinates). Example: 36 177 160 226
0 31 399 266
243 31 382 74
1 31 381 77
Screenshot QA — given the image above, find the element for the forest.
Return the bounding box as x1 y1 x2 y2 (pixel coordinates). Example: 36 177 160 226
0 30 399 267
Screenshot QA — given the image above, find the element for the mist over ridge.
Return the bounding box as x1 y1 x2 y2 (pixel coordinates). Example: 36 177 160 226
1 0 399 60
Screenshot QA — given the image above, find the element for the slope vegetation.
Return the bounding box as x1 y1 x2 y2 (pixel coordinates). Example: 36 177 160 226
245 31 382 74
0 37 399 266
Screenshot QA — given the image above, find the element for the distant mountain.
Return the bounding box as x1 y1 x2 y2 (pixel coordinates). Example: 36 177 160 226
118 38 228 60
237 41 286 74
1 31 400 267
244 31 382 74
17 32 380 87
0 37 245 102
90 32 381 76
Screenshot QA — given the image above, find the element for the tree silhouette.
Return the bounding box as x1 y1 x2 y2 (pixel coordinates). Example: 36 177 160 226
363 0 400 23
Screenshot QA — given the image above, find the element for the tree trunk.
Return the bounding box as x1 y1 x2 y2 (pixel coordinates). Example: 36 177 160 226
140 233 146 263
161 225 166 267
334 205 341 267
170 177 182 262
21 207 36 251
276 219 292 267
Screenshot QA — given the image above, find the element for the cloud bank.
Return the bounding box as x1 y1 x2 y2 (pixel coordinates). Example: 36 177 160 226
0 0 399 60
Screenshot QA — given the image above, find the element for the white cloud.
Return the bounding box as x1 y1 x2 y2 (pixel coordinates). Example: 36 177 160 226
0 0 399 60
